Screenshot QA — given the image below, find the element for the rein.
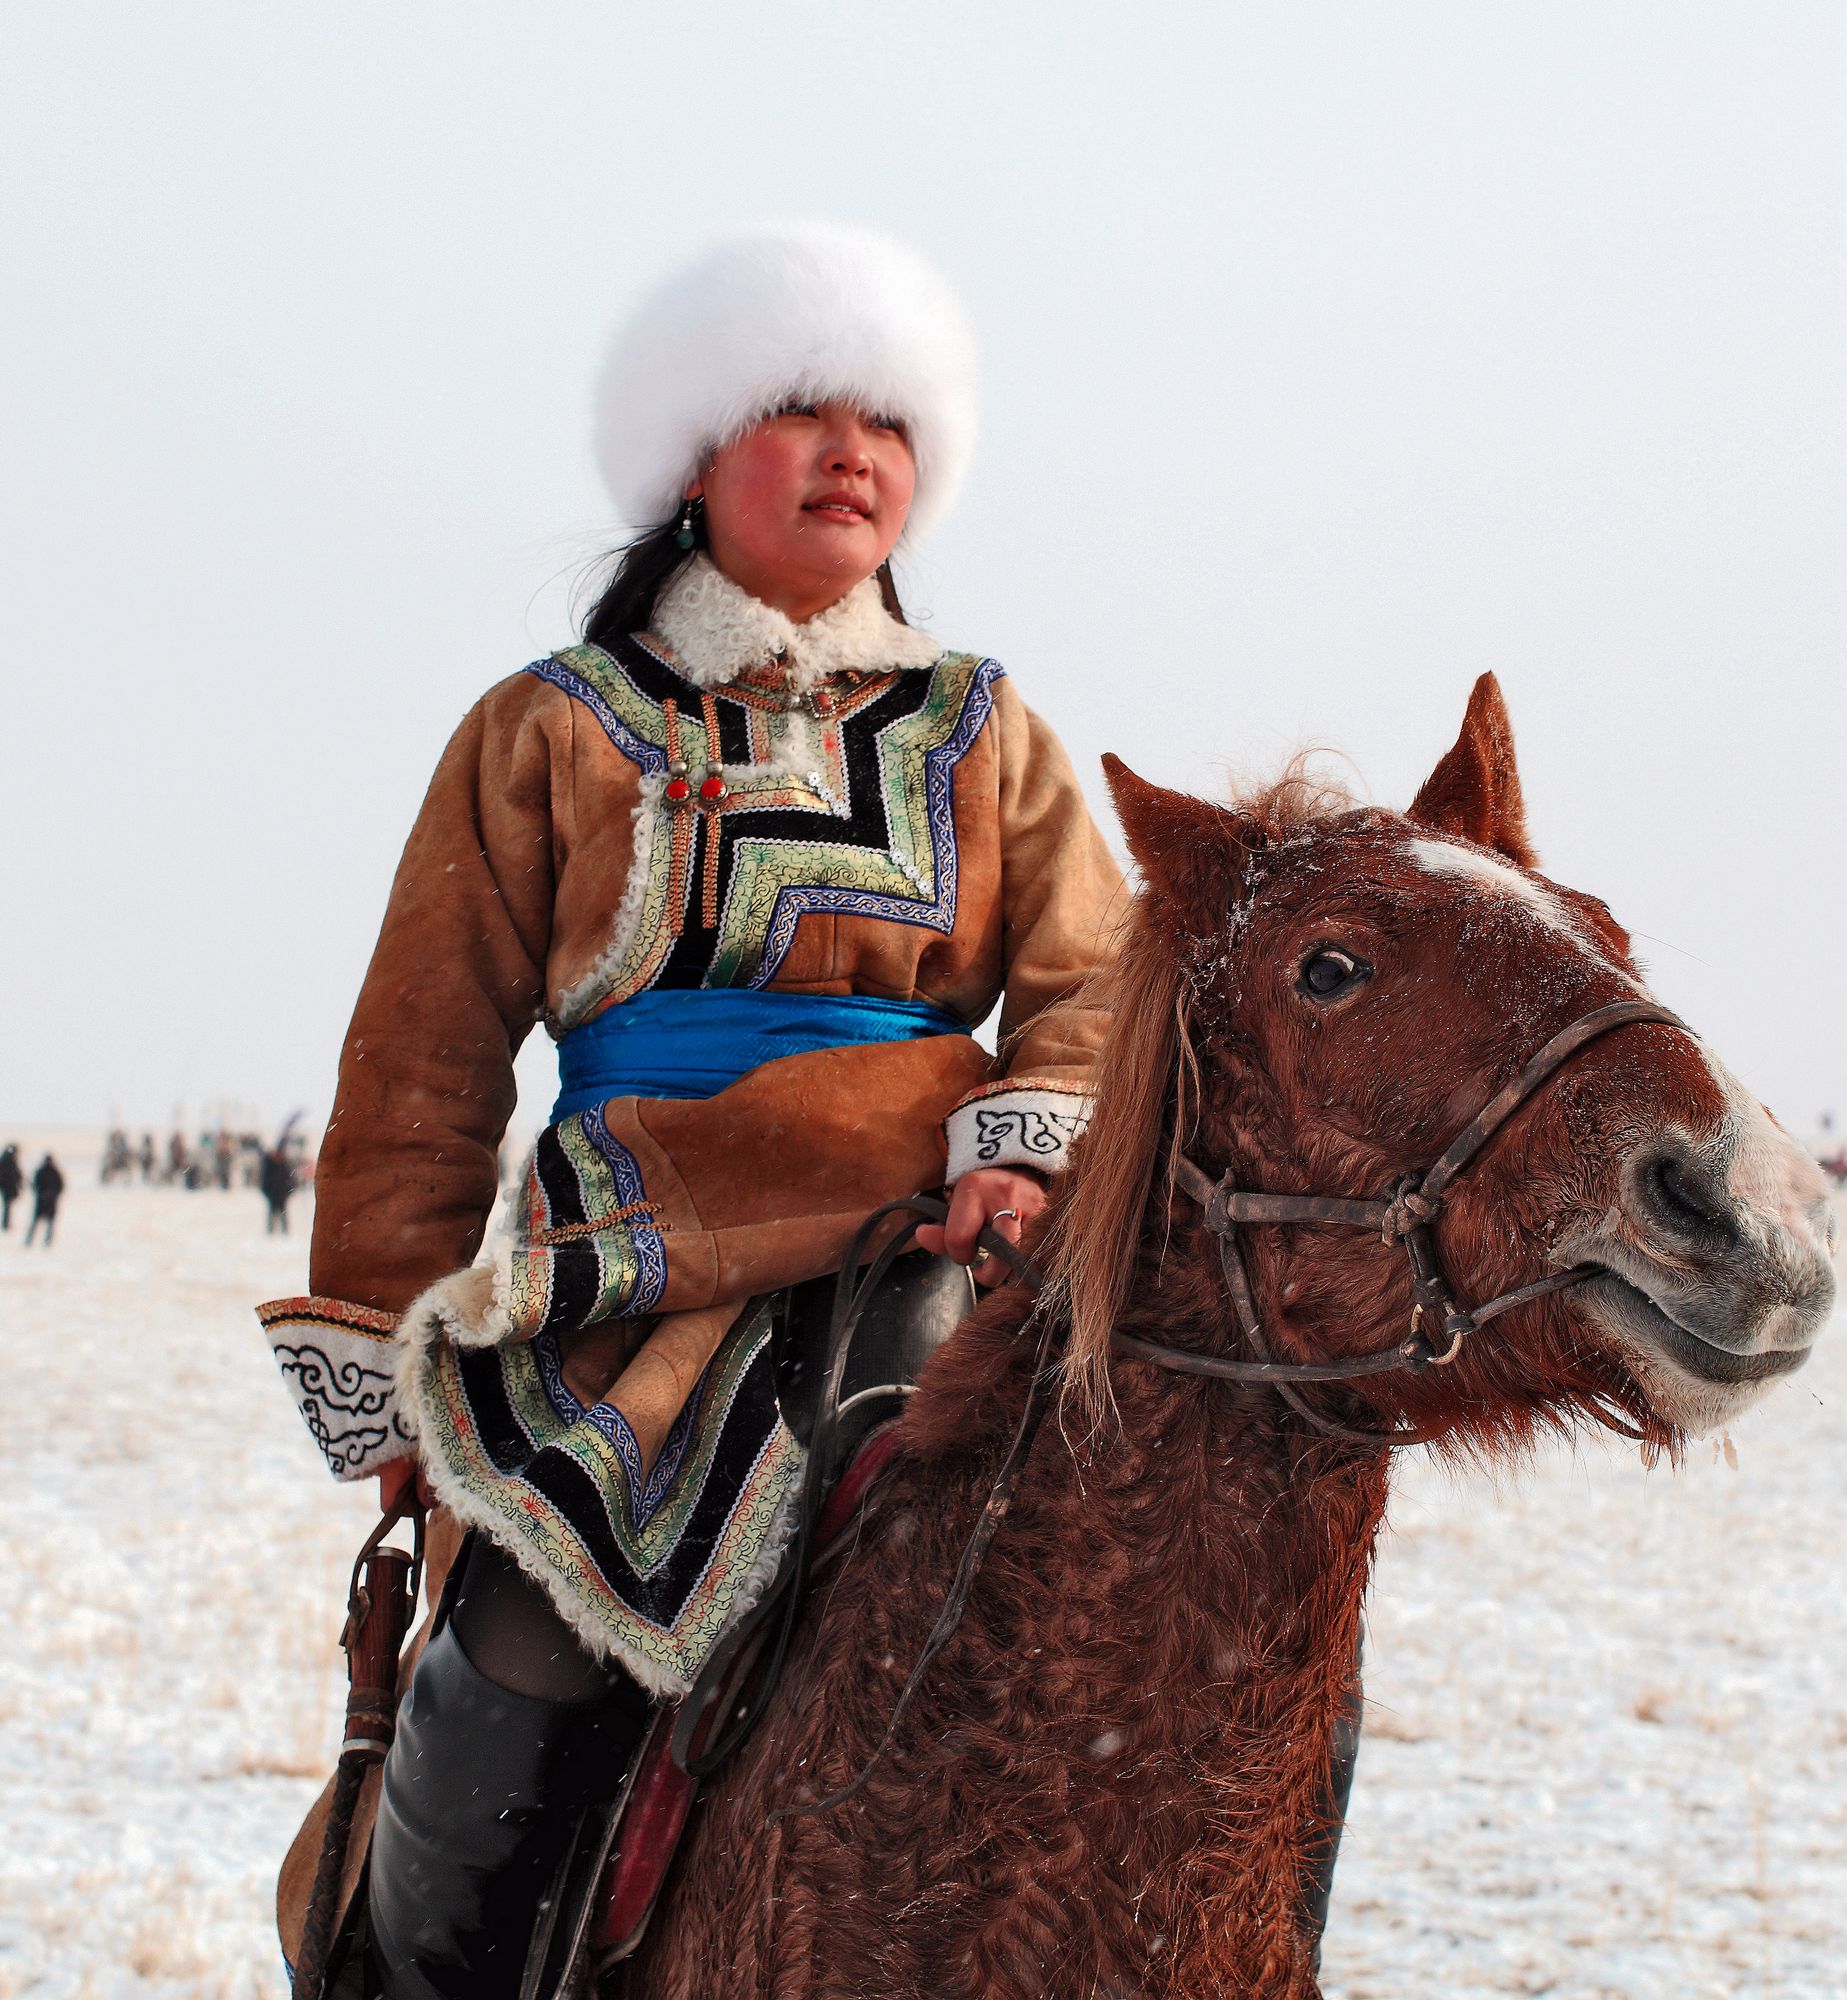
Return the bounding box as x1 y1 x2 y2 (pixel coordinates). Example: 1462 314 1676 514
729 1001 1690 1812
1116 997 1690 1446
672 1198 1051 1789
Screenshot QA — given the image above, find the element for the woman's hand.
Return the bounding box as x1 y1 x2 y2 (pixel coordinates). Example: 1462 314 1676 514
914 1166 1049 1286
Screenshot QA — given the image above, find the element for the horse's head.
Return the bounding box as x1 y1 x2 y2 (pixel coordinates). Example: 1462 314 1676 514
1068 674 1835 1451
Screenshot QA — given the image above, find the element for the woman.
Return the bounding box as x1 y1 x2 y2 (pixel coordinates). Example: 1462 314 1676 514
261 224 1122 1997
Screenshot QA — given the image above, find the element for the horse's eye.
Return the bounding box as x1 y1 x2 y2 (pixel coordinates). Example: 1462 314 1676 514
1297 948 1371 1002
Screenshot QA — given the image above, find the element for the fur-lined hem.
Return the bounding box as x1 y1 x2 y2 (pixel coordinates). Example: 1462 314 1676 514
395 1313 807 1699
414 1449 700 1698
397 1252 516 1359
553 773 664 1033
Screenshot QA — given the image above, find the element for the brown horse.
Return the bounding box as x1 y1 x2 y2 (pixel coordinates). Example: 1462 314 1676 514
621 674 1836 1999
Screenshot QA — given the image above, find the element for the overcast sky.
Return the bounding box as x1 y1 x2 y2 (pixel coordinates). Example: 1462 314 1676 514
3 2 1842 1144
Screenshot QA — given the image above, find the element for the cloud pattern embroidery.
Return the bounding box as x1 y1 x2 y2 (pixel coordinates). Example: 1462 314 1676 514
271 1334 412 1479
973 1103 1084 1163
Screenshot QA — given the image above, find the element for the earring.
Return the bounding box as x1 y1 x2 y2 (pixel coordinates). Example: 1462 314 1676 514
674 500 698 551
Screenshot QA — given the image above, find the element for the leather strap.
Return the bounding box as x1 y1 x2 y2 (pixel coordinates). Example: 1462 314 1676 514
1419 1000 1687 1202
1124 1000 1692 1448
293 1492 425 1998
672 1199 1041 1782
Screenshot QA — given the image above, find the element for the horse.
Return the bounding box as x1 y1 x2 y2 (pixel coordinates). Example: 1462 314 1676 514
617 673 1836 1999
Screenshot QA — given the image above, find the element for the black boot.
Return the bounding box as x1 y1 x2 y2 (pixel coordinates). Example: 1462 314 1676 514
365 1602 649 2000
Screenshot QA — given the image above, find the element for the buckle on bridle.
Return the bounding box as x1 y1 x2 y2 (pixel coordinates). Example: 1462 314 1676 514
1159 996 1690 1448
1408 1299 1472 1367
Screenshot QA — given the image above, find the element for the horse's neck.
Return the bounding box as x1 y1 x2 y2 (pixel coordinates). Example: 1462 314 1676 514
1053 1308 1389 1700
892 1273 1389 1989
913 1266 1391 1783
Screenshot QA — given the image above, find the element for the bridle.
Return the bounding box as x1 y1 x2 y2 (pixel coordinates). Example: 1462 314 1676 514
709 997 1693 1810
1114 997 1691 1446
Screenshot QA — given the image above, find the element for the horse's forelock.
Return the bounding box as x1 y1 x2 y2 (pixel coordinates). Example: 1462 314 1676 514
1239 756 1364 848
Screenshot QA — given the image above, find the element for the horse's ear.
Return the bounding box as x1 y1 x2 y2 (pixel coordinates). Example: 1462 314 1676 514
1103 754 1254 921
1407 672 1539 868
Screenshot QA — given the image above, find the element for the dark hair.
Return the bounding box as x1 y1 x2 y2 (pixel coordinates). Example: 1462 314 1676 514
581 504 909 652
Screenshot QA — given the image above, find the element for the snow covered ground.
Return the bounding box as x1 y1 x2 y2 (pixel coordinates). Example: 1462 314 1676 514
0 1146 1840 1997
1325 1331 1846 1996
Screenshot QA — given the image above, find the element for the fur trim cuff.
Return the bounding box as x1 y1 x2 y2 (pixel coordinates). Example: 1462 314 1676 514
391 1257 516 1488
397 1253 516 1366
650 556 941 688
944 1082 1093 1182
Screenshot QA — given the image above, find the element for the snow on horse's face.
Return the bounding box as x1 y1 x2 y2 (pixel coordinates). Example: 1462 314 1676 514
1108 675 1836 1446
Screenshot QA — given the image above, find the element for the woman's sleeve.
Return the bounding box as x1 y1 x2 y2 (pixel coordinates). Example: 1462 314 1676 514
305 683 563 1314
943 678 1125 1184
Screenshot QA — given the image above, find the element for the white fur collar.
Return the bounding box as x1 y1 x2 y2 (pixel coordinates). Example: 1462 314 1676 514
648 556 942 689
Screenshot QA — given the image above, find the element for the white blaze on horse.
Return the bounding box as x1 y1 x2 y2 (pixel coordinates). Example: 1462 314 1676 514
613 673 1834 2000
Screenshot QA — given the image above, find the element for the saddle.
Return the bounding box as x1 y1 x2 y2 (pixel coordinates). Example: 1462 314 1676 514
532 1247 975 1993
293 1230 981 2000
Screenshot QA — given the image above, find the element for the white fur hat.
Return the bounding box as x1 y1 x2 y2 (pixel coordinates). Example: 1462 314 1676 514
593 224 979 541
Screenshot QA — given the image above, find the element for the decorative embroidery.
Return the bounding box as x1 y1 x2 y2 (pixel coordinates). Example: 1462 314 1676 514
528 639 1003 1024
256 1296 411 1481
532 1330 706 1530
951 1076 1090 1106
943 1083 1094 1183
529 1202 661 1247
744 651 1001 990
505 1107 669 1339
415 1294 803 1693
526 653 668 775
974 1105 1082 1160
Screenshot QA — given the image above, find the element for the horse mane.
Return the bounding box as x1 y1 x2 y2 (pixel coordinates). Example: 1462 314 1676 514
1044 758 1359 1420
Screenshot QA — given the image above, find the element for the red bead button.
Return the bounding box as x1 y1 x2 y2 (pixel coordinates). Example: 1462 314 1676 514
699 775 727 801
665 777 691 802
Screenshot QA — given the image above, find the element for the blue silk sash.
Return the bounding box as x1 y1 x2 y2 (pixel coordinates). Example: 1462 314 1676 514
552 988 967 1119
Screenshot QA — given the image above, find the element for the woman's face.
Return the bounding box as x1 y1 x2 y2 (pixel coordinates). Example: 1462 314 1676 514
689 399 915 622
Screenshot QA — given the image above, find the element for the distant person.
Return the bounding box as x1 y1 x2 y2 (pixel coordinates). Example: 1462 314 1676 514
25 1154 63 1246
0 1144 21 1230
138 1132 156 1182
259 1145 296 1234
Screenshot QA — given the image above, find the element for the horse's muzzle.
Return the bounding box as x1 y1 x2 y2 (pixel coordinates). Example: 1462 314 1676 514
1570 1118 1836 1430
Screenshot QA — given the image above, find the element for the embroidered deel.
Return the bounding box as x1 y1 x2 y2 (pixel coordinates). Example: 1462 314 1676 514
528 641 1002 1013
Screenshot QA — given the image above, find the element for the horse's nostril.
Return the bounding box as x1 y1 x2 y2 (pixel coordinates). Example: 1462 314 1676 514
1638 1149 1738 1249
